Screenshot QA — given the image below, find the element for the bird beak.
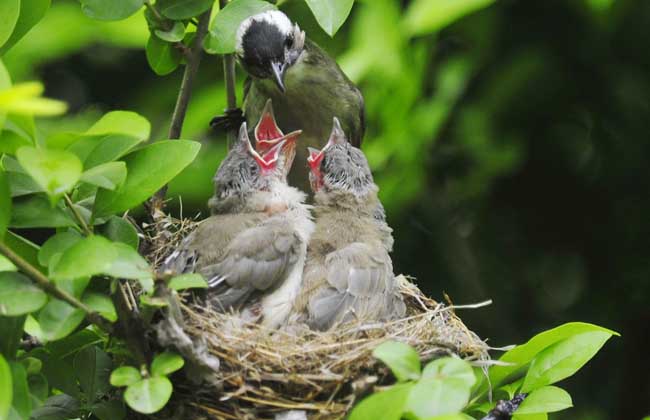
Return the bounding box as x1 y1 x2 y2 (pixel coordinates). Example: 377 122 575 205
255 99 284 153
270 60 287 93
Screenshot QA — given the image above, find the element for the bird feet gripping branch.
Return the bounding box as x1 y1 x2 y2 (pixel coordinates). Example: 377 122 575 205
210 108 246 133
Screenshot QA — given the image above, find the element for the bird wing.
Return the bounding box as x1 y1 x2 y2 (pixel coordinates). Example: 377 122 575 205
306 242 405 330
199 215 303 310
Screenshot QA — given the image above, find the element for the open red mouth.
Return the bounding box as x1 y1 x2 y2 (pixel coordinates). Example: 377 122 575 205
255 100 284 154
248 130 301 175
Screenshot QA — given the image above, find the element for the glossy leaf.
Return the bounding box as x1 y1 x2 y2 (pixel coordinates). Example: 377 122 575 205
512 414 548 420
82 292 117 322
124 376 173 414
0 0 20 49
154 21 185 43
372 341 421 382
9 362 31 420
15 147 82 201
0 272 47 316
151 352 184 377
38 231 82 269
0 255 15 272
2 231 40 271
105 243 152 280
521 331 614 392
515 386 573 414
168 273 207 290
93 140 201 217
80 0 144 21
490 322 618 388
0 315 24 358
348 383 411 420
403 0 495 36
73 346 112 402
50 235 117 281
80 161 127 190
29 394 80 420
9 195 76 228
205 0 276 54
0 354 12 420
100 216 139 249
85 111 150 141
80 134 143 169
92 399 126 420
421 357 476 388
304 0 354 36
0 0 50 55
0 170 9 239
28 373 48 406
38 299 85 341
110 366 141 387
157 0 212 20
0 82 67 116
146 35 182 76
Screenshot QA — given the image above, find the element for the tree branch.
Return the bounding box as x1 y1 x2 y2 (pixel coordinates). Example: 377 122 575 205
148 8 212 215
64 193 92 236
0 241 114 334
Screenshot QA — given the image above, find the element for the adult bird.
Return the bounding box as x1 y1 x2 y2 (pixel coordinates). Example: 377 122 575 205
293 118 405 330
212 10 365 185
164 122 314 329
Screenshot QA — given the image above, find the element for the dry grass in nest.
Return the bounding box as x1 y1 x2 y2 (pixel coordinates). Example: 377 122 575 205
144 215 493 420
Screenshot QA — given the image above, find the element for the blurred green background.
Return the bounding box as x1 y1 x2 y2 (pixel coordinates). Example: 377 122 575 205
4 0 648 418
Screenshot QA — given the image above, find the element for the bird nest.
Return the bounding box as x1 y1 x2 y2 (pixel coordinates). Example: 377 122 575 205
142 215 492 420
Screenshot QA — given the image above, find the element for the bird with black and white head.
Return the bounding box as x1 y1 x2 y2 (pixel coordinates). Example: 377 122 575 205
212 10 365 188
165 121 314 329
292 118 405 331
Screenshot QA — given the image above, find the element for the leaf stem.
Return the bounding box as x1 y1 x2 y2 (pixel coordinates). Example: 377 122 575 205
64 193 92 236
0 241 114 334
148 8 212 214
220 0 238 148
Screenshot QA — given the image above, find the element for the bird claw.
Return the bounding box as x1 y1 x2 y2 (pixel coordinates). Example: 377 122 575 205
210 108 245 132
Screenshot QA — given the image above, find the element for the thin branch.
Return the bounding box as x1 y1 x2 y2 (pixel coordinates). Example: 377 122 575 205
148 8 213 214
0 241 114 334
64 193 92 236
112 281 151 366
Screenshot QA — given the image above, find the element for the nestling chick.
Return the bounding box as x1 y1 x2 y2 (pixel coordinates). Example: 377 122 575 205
212 10 365 187
293 118 405 330
164 123 313 329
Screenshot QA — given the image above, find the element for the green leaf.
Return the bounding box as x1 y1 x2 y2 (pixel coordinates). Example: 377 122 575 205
0 255 16 272
9 362 31 420
105 243 152 280
33 351 79 398
0 0 20 49
168 273 207 290
93 140 201 217
15 147 82 202
73 346 112 402
28 373 48 406
80 161 127 190
0 354 12 420
146 35 182 76
82 134 144 169
489 322 618 388
405 358 475 418
0 272 47 316
512 414 548 420
79 0 144 21
151 352 184 377
304 0 354 37
0 60 10 129
38 299 85 341
205 0 276 54
123 376 173 414
402 0 495 36
157 0 212 20
372 341 421 382
348 383 412 420
0 0 50 55
45 329 102 359
0 316 25 358
85 111 150 141
521 331 613 392
9 195 76 228
50 235 117 281
109 366 141 387
82 292 117 322
2 232 40 271
38 231 82 269
155 21 185 43
498 378 524 400
20 357 41 375
0 82 67 116
515 386 573 414
0 170 10 239
92 399 126 420
29 394 80 420
100 216 139 250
